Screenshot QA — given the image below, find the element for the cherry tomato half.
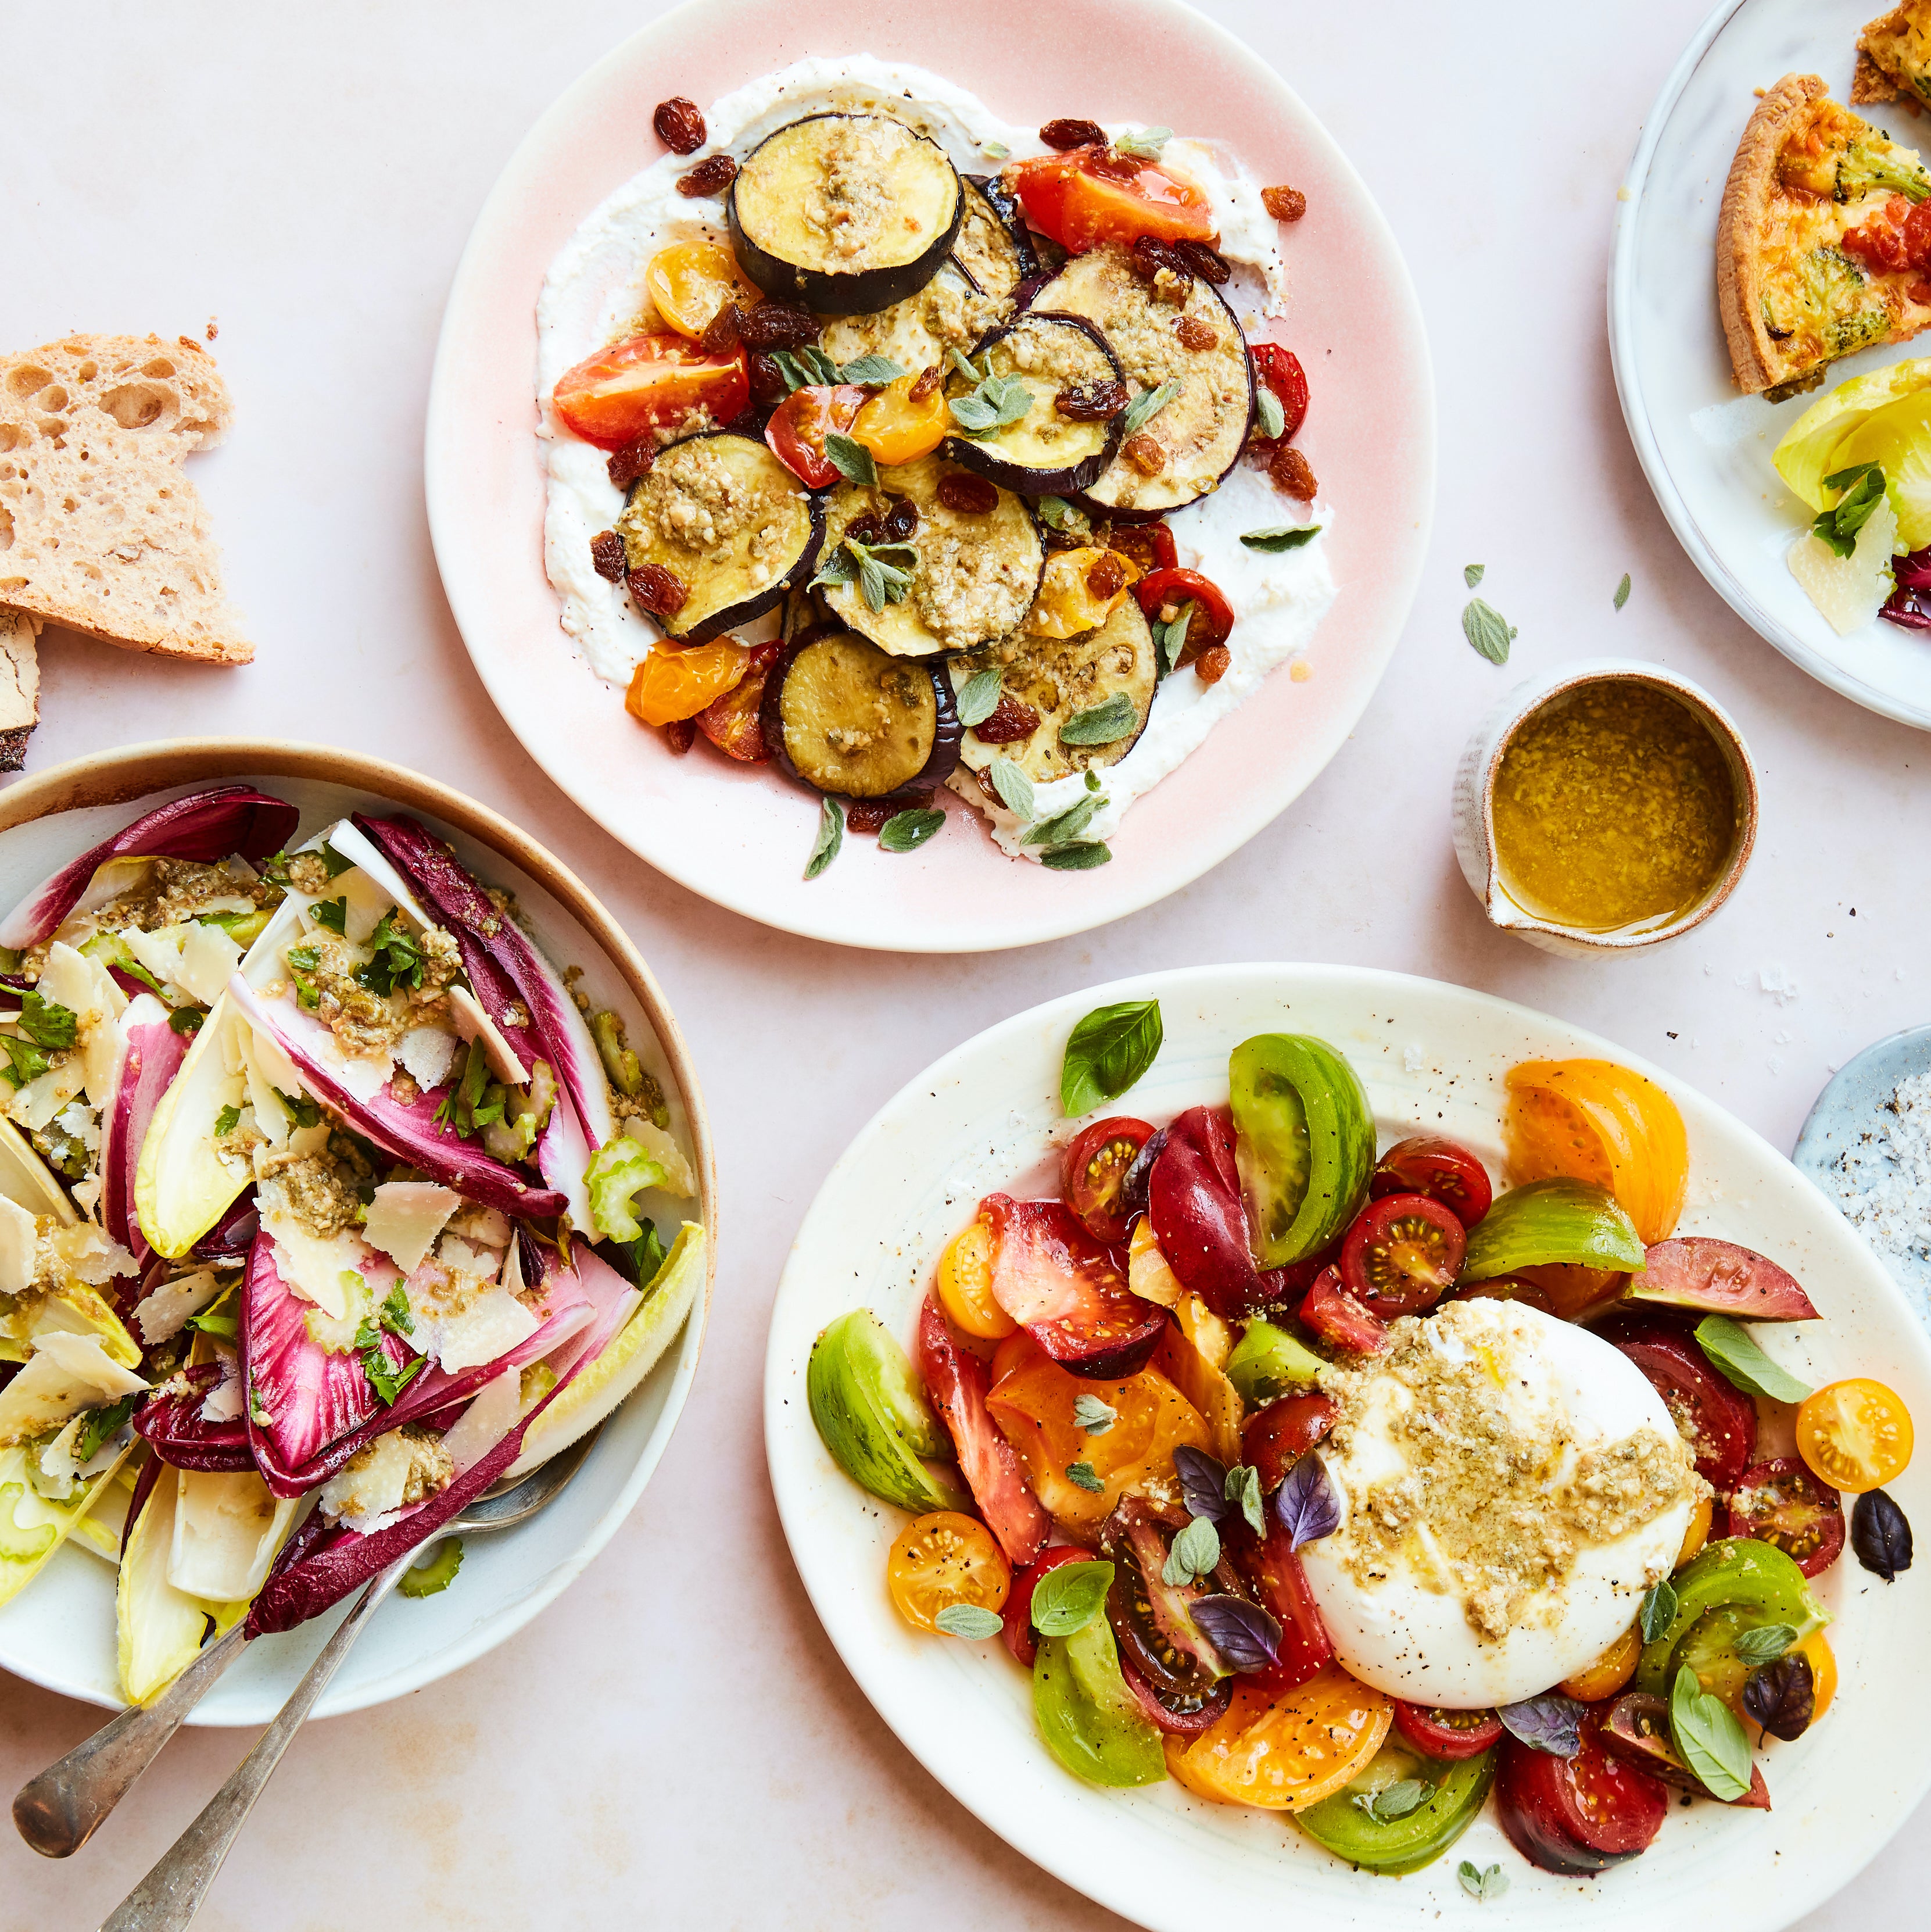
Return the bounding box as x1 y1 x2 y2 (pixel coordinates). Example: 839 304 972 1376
1001 1545 1091 1666
642 240 762 339
1339 1193 1466 1316
1796 1378 1914 1493
1134 567 1235 662
1062 1117 1155 1247
624 640 748 727
693 639 779 761
552 331 749 449
936 1216 1016 1340
1247 341 1309 445
851 370 950 466
765 382 868 487
886 1510 1011 1634
1106 522 1177 579
1298 1266 1389 1355
1241 1391 1338 1491
1009 146 1217 252
1495 1707 1668 1875
1606 1319 1758 1491
1724 1456 1846 1575
1369 1135 1493 1229
1392 1701 1504 1761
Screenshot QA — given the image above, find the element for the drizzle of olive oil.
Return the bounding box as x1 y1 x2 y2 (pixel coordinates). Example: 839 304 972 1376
1491 682 1737 934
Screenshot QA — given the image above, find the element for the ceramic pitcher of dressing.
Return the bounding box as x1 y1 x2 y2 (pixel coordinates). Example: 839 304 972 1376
1452 659 1761 958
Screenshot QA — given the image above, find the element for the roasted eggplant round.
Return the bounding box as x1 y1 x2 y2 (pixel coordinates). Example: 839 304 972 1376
761 629 962 798
954 591 1158 785
728 113 963 316
955 174 1037 301
1033 243 1256 517
818 452 1045 659
943 313 1126 497
615 432 823 642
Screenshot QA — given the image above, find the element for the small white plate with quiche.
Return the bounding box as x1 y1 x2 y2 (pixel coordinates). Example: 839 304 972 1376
1611 0 1931 731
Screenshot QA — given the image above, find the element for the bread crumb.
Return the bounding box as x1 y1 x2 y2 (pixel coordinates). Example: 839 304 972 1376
206 318 218 341
1289 659 1312 682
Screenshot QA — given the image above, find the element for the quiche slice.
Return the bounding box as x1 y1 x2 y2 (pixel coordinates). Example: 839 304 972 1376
1717 74 1931 394
1855 3 1931 109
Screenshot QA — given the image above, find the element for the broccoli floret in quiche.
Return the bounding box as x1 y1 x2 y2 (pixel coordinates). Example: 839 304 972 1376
1835 139 1931 204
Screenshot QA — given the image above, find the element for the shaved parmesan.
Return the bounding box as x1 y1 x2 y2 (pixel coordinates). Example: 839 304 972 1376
46 1223 136 1285
134 1268 224 1345
397 1025 458 1091
0 1333 145 1445
261 1221 371 1322
40 942 126 1103
200 1351 245 1422
440 1368 520 1474
120 925 185 987
364 1181 459 1273
175 922 243 1006
0 1194 37 1298
169 1469 296 1599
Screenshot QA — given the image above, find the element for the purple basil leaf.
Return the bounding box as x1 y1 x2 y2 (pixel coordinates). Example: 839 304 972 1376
1191 1594 1282 1672
1851 1488 1913 1582
1741 1653 1815 1741
1497 1694 1585 1758
1172 1444 1230 1522
1274 1452 1340 1550
1120 1126 1167 1220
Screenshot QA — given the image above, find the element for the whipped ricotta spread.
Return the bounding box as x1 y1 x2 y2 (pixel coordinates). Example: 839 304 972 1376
536 53 1334 863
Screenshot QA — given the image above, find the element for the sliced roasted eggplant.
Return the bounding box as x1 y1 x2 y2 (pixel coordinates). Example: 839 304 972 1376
954 592 1158 785
818 452 1045 659
1033 244 1256 517
944 313 1125 497
818 263 993 376
616 432 822 643
761 629 962 798
728 113 963 316
956 175 1037 300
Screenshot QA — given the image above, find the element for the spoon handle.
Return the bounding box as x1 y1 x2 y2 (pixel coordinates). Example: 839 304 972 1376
98 1560 405 1932
12 1620 249 1859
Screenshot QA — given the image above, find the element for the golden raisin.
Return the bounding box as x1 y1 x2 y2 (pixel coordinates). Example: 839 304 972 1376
653 97 705 155
1262 185 1307 221
973 693 1042 744
589 530 627 581
1194 643 1232 685
607 438 655 489
1174 316 1218 352
910 364 944 403
661 719 697 754
937 472 999 514
676 153 738 198
1040 118 1106 150
698 303 741 354
1124 433 1165 476
1269 444 1317 500
628 563 689 617
1085 552 1128 600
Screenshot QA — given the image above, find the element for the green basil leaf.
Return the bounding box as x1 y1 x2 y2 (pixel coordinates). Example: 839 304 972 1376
947 346 985 385
1040 841 1112 870
1254 386 1285 441
1614 571 1632 611
1461 596 1517 664
1240 524 1321 553
1073 1393 1117 1435
988 757 1035 821
768 349 809 394
1065 1459 1105 1493
1732 1622 1798 1666
1030 1558 1115 1636
1464 563 1485 588
1359 1779 1430 1822
837 354 904 387
982 141 1010 162
1061 997 1162 1115
1226 1462 1264 1537
804 796 844 881
1457 1861 1509 1902
877 808 945 853
823 432 878 489
1120 379 1181 438
934 1603 1005 1640
1693 1315 1812 1403
1639 1576 1677 1644
808 544 858 591
1059 692 1138 746
1670 1663 1753 1801
955 666 1003 728
796 345 840 386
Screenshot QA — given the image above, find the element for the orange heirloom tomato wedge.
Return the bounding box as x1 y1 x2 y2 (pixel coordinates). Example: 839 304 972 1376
1559 1624 1641 1703
937 1217 1016 1341
886 1511 1011 1634
1165 1670 1392 1811
1010 148 1217 252
625 640 748 727
551 331 750 449
1504 1058 1689 1246
1796 1377 1914 1492
643 240 763 339
852 371 950 466
1799 1629 1837 1723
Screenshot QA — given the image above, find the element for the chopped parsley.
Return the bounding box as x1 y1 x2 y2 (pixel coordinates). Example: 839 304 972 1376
356 910 424 996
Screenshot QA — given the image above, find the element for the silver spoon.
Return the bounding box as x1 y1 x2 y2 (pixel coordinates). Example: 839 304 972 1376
13 1427 599 1869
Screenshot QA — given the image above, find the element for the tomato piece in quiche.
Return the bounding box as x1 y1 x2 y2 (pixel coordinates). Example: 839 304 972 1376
1855 3 1931 112
1718 74 1931 394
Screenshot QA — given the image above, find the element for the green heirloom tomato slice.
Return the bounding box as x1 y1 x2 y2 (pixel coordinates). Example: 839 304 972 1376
1459 1178 1646 1281
1633 1537 1828 1699
1224 1318 1328 1408
1295 1747 1497 1874
807 1310 966 1515
1229 1035 1375 1269
1033 1615 1167 1788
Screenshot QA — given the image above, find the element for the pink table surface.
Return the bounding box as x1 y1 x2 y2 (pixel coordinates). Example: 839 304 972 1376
3 2 1929 1929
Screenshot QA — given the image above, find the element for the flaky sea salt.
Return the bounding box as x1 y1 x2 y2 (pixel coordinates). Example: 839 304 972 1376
1829 1071 1931 1263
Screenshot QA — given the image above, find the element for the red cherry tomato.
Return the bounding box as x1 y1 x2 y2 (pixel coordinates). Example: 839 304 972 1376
1246 342 1309 445
1255 1239 1342 1305
1010 146 1217 252
693 640 780 761
1120 1660 1234 1737
1001 1545 1092 1666
1392 1702 1504 1762
1061 1117 1155 1247
1226 1522 1334 1695
1147 1106 1264 1319
1724 1456 1846 1576
764 382 868 487
1298 1265 1389 1355
551 332 749 450
1605 1319 1758 1491
1339 1193 1467 1316
1496 1708 1669 1874
1106 522 1177 579
1241 1392 1338 1491
1134 567 1235 652
984 1194 1167 1378
1368 1135 1493 1229
916 1296 1049 1568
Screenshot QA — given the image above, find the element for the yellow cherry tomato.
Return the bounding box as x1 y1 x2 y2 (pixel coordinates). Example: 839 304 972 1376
1025 546 1131 639
1559 1624 1641 1702
1165 1670 1393 1811
1676 1491 1713 1570
851 370 950 465
1798 1628 1837 1723
624 640 748 726
936 1218 1014 1340
885 1511 1010 1634
1796 1377 1914 1492
642 241 762 339
1504 1058 1689 1246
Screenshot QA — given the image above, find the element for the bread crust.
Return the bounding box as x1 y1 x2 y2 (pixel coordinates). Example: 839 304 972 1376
1853 47 1901 105
0 333 250 664
1717 74 1829 393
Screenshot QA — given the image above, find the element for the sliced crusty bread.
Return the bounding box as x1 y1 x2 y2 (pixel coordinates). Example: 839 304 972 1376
0 609 38 771
0 334 251 664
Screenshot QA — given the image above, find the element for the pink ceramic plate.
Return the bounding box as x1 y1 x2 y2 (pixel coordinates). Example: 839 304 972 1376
425 0 1434 951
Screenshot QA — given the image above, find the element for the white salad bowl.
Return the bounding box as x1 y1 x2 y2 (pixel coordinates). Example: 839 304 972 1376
0 740 716 1724
765 963 1931 1932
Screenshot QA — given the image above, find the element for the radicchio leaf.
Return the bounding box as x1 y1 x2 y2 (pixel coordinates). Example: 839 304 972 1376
1742 1653 1815 1741
1497 1693 1586 1758
1852 1487 1913 1582
0 786 299 950
1893 543 1931 592
101 1006 190 1266
120 1451 166 1559
226 975 565 1220
1172 1444 1231 1523
134 1362 255 1471
1190 1593 1282 1671
1274 1452 1340 1550
193 1195 260 1262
